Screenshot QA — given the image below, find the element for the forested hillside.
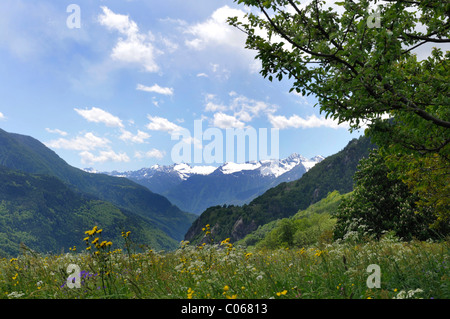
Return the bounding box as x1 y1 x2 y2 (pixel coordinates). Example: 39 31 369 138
0 128 196 254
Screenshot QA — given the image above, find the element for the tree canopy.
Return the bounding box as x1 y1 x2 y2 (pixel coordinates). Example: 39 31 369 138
228 0 449 227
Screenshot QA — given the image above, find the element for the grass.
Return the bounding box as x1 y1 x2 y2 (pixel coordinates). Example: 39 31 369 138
0 226 448 299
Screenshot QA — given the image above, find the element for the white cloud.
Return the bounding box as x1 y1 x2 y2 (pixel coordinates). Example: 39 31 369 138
80 150 130 164
268 114 349 130
196 73 208 78
205 101 228 112
45 128 68 136
98 6 160 72
119 129 150 144
0 112 5 120
185 5 248 50
74 107 124 128
137 83 174 96
213 112 246 129
134 149 166 159
205 93 278 124
146 115 183 133
45 132 111 151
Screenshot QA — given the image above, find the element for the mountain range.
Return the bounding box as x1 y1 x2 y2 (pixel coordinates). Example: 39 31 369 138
0 128 195 255
98 154 325 214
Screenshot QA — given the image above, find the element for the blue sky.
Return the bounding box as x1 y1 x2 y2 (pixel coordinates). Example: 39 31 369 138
0 0 364 171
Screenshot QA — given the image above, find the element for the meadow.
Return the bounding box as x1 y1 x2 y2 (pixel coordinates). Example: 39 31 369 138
0 226 448 300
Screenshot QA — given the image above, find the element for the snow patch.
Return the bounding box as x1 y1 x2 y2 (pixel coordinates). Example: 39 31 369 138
220 162 262 174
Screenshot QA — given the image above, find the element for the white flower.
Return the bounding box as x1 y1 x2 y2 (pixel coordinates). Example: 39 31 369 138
8 291 25 298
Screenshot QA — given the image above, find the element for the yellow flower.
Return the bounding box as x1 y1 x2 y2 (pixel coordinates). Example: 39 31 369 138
276 290 288 296
187 288 194 299
223 285 230 292
226 294 237 299
92 237 99 244
96 228 103 234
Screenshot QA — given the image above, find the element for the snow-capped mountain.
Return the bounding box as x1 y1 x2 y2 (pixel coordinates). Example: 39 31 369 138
99 154 324 214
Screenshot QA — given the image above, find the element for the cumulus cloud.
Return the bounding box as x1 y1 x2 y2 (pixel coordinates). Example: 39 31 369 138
45 132 111 151
146 115 183 133
184 5 248 50
0 112 5 120
268 114 349 130
213 112 245 129
74 107 124 128
119 129 150 144
134 149 166 159
98 6 160 72
80 150 130 164
205 92 278 128
137 83 174 96
45 128 68 136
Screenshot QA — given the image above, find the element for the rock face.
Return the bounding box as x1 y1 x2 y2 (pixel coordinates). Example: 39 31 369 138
231 217 258 242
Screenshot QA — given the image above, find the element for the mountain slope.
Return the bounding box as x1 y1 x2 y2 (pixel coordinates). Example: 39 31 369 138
236 190 351 248
0 128 195 244
0 166 178 256
184 135 376 244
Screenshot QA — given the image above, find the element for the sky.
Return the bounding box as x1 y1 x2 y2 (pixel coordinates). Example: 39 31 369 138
0 0 368 172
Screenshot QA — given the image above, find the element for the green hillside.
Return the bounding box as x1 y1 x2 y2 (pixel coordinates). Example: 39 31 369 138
185 135 376 244
237 190 350 248
0 128 196 243
0 166 178 256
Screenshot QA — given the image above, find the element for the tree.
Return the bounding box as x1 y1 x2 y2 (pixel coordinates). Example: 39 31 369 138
333 150 444 241
228 0 449 226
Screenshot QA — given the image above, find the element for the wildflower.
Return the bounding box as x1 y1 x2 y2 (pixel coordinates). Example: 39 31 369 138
223 285 230 292
187 288 194 299
92 237 99 244
276 290 288 296
7 291 25 299
226 294 237 299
